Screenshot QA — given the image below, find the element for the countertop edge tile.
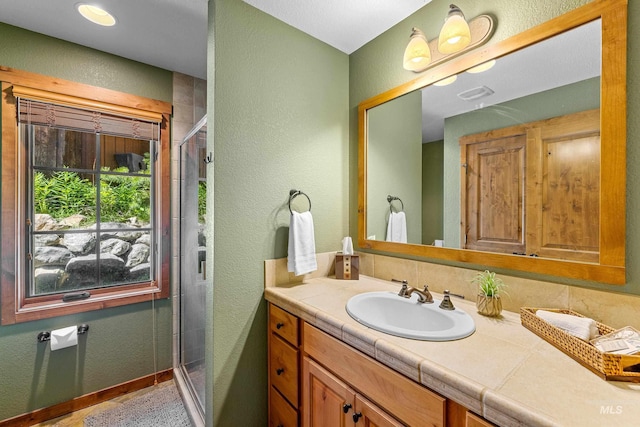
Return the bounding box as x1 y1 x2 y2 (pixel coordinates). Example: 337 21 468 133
374 338 423 383
264 289 318 325
420 361 485 414
314 310 343 340
342 322 378 358
483 389 560 427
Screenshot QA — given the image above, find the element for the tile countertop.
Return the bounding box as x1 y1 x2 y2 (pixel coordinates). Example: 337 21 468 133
264 275 640 427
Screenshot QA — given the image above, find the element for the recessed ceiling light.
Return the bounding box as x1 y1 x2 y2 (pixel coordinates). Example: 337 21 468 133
433 75 458 87
466 59 497 74
77 4 116 27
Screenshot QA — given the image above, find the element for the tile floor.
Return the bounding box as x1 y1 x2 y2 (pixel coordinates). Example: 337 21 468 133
33 380 175 427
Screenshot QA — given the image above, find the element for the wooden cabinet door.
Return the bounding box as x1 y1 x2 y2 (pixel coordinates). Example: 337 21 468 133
302 356 404 427
303 323 445 427
302 356 352 427
353 394 404 427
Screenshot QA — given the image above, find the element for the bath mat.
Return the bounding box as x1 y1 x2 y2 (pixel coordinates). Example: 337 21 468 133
84 382 192 427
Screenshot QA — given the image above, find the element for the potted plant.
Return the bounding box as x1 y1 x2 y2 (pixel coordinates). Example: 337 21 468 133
472 270 507 317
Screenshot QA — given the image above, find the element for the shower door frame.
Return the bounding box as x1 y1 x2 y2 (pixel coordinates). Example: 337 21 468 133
175 115 208 426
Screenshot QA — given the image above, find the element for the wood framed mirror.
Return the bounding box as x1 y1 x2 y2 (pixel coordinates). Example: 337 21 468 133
358 0 627 284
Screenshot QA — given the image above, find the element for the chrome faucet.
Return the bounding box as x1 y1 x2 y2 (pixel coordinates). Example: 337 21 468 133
397 282 434 304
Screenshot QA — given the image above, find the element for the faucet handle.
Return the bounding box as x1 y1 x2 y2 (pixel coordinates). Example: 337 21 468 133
439 290 455 310
397 282 409 297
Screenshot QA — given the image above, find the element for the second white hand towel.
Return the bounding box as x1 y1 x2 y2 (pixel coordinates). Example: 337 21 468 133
386 211 407 243
287 211 318 276
536 310 599 341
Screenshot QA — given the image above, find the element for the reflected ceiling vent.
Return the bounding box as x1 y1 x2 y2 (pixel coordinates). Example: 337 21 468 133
457 86 495 101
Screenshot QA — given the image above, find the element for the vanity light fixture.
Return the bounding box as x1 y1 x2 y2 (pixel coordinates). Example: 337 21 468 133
466 59 497 74
402 8 494 73
403 28 432 71
433 75 458 87
77 4 116 26
438 4 471 54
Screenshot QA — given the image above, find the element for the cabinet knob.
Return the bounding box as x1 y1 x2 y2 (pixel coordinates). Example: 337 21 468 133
353 412 363 423
276 368 284 375
276 322 284 329
342 403 352 413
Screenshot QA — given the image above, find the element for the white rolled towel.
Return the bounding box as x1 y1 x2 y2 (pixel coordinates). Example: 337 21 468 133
536 310 599 341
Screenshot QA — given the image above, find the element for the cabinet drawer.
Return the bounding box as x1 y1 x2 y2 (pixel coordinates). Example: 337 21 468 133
467 411 496 427
270 304 299 346
303 323 445 427
270 333 299 407
270 386 298 427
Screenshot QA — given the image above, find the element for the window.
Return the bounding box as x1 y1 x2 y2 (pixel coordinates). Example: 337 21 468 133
1 69 171 324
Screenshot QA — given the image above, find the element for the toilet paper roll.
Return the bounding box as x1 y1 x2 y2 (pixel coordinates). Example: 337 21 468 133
50 325 78 351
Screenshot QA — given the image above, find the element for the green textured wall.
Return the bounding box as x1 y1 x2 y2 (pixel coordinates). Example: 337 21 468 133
350 0 640 295
0 23 173 421
367 91 422 243
211 0 349 425
422 140 444 245
0 23 172 101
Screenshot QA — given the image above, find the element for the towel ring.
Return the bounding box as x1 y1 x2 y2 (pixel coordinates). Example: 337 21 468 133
289 189 311 214
387 195 404 213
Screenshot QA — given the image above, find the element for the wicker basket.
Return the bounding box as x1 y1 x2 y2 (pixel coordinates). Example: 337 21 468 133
520 307 640 382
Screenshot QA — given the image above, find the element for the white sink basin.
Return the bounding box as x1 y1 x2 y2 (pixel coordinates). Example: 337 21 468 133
345 291 475 341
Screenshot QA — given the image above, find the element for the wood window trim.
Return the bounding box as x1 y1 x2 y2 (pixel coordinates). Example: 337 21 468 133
0 67 172 325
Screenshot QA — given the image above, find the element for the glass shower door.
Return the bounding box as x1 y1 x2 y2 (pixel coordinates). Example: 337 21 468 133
178 116 207 417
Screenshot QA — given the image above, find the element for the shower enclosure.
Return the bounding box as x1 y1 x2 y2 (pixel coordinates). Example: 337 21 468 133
176 116 207 423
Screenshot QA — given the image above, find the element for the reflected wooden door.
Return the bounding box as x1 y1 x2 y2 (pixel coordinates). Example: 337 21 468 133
526 109 600 262
461 109 600 261
461 132 526 255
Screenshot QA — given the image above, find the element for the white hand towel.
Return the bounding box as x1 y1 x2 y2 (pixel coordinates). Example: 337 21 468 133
287 211 318 276
386 211 407 243
536 310 599 341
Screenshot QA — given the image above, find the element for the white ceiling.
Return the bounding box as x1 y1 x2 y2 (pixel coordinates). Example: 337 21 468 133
0 0 209 79
0 0 431 80
243 0 431 54
420 20 601 142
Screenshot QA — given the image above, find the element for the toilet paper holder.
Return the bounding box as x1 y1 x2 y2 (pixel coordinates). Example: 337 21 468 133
37 324 89 343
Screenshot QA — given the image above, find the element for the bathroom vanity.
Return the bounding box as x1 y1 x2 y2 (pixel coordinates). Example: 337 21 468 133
265 275 640 426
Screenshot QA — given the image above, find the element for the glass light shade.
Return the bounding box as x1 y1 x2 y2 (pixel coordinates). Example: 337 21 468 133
466 59 497 74
438 5 471 54
403 28 431 72
77 4 116 26
433 75 458 86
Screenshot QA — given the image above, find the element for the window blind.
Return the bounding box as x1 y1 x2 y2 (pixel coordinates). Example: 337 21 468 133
13 86 161 141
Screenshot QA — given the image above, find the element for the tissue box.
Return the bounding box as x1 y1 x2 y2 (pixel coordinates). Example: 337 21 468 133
335 254 359 280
